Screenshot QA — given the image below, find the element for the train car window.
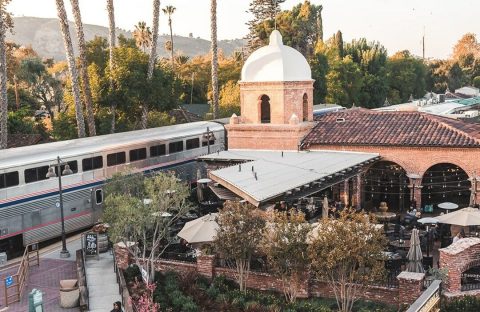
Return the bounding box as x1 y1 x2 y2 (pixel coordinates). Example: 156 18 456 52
0 172 19 189
202 139 216 147
82 156 103 171
96 189 103 204
186 138 200 150
169 141 184 154
150 144 166 157
55 161 78 175
129 148 147 162
107 152 126 167
24 166 50 184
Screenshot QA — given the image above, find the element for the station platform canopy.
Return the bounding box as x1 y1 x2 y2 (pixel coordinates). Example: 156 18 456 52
199 150 380 207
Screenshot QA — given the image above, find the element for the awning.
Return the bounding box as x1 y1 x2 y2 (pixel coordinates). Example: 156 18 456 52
202 150 379 207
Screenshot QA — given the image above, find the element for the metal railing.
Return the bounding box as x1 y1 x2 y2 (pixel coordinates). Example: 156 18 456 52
160 251 197 263
461 282 480 291
76 249 89 311
3 242 40 306
113 249 136 312
406 280 441 312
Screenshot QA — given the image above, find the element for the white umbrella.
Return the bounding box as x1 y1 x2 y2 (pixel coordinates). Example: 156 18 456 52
177 213 219 244
322 196 329 219
438 202 459 210
435 207 480 226
417 217 439 225
406 228 424 273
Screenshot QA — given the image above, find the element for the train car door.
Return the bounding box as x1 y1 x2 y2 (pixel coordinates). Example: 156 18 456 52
90 186 104 223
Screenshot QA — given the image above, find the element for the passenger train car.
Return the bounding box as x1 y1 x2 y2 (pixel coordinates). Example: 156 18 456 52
0 120 226 255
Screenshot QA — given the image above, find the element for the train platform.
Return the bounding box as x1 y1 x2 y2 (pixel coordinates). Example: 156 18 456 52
0 236 82 312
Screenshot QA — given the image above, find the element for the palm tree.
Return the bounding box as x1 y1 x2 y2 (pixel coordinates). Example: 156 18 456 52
162 5 176 71
133 21 152 53
211 0 219 119
0 3 8 149
55 0 86 138
107 0 116 133
70 0 96 136
141 0 160 129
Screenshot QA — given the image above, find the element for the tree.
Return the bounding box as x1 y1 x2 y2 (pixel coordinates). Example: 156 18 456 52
325 56 363 106
141 0 160 129
55 0 86 138
104 171 191 281
133 21 152 53
473 76 480 89
308 209 387 312
263 209 310 303
247 0 286 51
316 5 323 42
0 2 9 148
335 30 344 58
162 5 176 71
214 201 266 292
106 0 116 133
218 80 240 118
210 0 219 119
71 0 96 136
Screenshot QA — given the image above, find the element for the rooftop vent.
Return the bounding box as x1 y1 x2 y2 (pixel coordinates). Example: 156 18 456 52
336 118 345 123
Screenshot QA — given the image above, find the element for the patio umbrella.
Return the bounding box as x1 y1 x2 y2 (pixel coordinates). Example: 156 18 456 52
417 217 439 225
406 228 424 273
196 169 204 202
435 207 480 226
177 213 219 244
438 202 459 213
322 196 329 219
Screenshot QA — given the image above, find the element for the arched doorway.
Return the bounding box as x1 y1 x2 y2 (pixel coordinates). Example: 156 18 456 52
421 163 471 211
302 93 308 121
260 95 271 123
363 161 410 212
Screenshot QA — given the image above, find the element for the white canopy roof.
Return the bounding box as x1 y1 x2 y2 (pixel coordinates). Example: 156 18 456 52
201 150 379 206
241 30 312 82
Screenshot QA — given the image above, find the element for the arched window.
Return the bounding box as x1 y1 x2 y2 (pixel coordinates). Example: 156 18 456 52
302 93 308 121
260 95 271 123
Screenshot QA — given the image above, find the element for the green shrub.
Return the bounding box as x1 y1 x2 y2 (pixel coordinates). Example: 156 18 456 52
124 264 141 283
442 296 480 312
195 275 210 291
206 285 220 299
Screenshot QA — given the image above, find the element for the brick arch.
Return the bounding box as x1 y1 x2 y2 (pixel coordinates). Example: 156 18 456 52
418 158 474 179
258 94 271 123
372 155 419 175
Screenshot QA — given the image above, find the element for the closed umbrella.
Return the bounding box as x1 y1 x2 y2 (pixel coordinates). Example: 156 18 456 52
406 228 424 273
435 207 480 226
177 213 219 244
322 196 329 219
196 169 204 202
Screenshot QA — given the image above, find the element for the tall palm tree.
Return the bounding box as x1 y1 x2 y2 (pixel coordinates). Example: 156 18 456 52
0 3 8 149
141 0 160 129
162 5 176 71
211 0 219 119
133 21 152 53
55 0 86 138
71 0 96 136
106 0 116 133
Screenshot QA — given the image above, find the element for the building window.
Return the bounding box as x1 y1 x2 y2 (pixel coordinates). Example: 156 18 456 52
186 138 200 150
95 189 103 204
260 95 271 123
107 152 126 167
169 141 184 154
24 166 50 184
303 93 308 121
129 148 147 162
150 144 166 157
82 156 103 172
0 172 19 189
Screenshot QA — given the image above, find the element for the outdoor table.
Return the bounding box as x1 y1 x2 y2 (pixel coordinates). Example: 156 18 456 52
389 239 410 250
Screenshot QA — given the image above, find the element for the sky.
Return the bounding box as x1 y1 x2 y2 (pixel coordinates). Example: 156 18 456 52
7 0 480 59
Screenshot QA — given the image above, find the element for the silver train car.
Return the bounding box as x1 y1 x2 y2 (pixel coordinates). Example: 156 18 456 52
0 120 226 254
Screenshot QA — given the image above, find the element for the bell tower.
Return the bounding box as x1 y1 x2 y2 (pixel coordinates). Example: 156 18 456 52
226 30 315 150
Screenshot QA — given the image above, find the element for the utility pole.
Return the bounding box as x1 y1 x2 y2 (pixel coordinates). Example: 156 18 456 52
422 26 425 60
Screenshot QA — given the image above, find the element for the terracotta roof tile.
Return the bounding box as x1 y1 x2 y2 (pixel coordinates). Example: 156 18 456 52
302 108 480 148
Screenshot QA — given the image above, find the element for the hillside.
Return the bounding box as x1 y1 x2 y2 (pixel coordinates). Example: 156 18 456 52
7 16 245 61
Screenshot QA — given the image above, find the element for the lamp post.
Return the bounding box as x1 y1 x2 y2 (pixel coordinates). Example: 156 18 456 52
46 156 73 258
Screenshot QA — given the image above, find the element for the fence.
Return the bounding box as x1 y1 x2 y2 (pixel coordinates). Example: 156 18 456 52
3 242 39 306
113 250 136 312
75 249 89 311
406 280 441 312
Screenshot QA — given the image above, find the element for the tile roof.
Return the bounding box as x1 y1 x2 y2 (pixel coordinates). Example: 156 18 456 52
302 108 480 148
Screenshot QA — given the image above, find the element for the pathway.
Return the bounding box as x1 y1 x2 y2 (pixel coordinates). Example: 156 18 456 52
85 252 121 312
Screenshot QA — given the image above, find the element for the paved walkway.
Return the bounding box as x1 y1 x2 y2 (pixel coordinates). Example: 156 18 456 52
85 252 121 312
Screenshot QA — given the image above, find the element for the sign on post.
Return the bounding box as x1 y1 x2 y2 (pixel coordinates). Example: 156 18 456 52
84 233 99 257
28 288 44 312
5 275 13 287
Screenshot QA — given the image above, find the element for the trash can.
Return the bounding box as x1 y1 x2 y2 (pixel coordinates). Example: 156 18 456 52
0 252 7 266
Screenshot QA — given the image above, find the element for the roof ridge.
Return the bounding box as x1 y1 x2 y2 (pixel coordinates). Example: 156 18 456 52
421 113 480 144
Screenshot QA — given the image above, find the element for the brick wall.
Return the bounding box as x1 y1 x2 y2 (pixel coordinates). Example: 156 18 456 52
439 237 480 293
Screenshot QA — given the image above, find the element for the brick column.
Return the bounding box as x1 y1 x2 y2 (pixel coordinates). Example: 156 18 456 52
397 272 425 306
352 174 362 209
114 243 132 270
197 255 215 279
408 177 423 209
339 179 349 206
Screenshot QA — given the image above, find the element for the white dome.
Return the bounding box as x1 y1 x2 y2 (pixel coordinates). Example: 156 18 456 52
241 30 312 82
